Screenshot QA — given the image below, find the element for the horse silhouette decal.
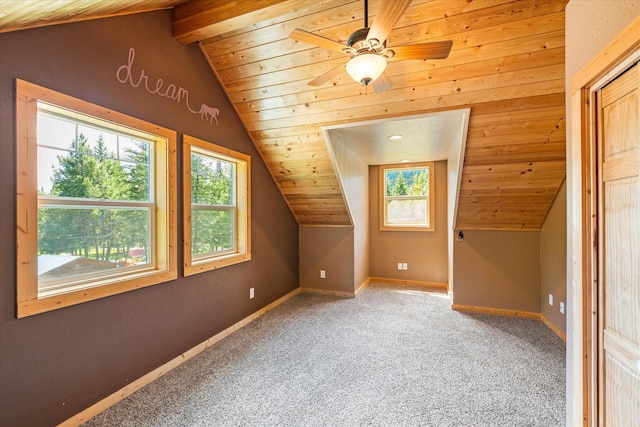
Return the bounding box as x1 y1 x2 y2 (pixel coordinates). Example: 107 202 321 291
199 104 220 125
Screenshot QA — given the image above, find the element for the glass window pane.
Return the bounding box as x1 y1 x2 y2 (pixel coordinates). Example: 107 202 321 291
38 146 64 195
38 133 150 202
121 139 151 202
122 160 150 202
387 198 428 225
120 138 150 163
37 207 151 287
78 124 119 158
37 113 76 150
191 153 234 205
191 209 234 256
385 168 428 197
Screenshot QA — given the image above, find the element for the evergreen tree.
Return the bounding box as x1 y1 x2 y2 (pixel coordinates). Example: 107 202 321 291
124 140 150 202
45 134 99 257
411 170 428 196
191 154 233 255
391 172 409 196
39 133 147 262
50 134 98 198
91 137 132 260
121 140 151 260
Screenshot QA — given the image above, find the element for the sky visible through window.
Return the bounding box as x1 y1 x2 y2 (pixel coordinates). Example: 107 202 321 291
37 111 150 196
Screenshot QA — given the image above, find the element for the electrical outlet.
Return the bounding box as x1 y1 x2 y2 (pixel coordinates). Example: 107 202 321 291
560 302 565 314
320 270 326 279
402 263 408 270
249 287 254 299
397 263 403 270
548 293 553 306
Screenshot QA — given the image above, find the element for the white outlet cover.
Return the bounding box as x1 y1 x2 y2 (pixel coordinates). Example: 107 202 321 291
560 302 565 314
250 287 255 299
397 263 403 270
402 263 408 270
320 270 326 279
548 294 553 306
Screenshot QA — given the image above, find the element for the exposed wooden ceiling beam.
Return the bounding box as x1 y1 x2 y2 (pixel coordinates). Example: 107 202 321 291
172 0 306 44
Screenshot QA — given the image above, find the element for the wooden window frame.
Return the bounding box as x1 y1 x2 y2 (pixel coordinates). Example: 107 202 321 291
379 162 435 232
182 135 251 276
15 79 177 318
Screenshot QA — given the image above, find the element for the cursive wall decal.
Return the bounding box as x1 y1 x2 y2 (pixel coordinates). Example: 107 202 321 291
116 48 220 125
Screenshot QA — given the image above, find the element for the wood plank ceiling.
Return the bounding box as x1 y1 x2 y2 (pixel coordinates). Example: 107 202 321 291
176 0 568 230
0 0 188 32
1 0 568 230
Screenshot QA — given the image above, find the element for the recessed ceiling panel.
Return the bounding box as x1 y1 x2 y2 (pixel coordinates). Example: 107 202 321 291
325 109 469 165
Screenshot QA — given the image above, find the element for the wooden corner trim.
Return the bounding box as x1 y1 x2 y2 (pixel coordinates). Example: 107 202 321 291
540 314 567 342
452 305 566 341
451 304 541 319
369 277 448 292
300 287 356 298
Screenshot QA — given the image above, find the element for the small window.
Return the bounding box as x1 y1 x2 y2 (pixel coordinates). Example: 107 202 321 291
379 162 434 231
16 80 177 317
183 135 250 275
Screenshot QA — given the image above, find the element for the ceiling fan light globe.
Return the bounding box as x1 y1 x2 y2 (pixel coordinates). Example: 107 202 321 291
346 53 387 86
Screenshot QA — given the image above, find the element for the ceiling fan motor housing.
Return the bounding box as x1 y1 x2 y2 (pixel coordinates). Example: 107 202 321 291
347 27 385 52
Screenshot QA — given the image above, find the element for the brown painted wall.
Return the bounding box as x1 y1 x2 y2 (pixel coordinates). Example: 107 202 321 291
369 161 448 283
0 11 299 426
298 226 355 293
452 230 541 313
540 181 567 332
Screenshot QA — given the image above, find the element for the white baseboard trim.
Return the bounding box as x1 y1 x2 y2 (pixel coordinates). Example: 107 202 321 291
59 287 302 427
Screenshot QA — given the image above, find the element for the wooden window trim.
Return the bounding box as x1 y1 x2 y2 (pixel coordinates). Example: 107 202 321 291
379 162 435 232
182 135 251 276
15 79 177 318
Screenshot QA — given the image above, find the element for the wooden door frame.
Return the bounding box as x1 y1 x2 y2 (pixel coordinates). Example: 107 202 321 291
570 15 640 426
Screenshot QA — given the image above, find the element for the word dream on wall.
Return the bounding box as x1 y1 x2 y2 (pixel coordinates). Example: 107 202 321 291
116 48 220 125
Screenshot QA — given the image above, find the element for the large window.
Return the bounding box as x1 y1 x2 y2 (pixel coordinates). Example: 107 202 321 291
16 80 177 317
183 135 250 275
379 162 435 231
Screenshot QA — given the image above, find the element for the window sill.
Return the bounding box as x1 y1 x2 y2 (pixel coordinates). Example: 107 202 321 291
17 268 177 318
184 252 251 277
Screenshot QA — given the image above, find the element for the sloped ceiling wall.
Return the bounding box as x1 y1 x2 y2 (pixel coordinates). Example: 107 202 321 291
1 0 569 230
180 0 568 230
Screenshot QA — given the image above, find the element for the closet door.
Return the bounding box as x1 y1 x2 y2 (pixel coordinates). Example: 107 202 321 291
597 62 639 426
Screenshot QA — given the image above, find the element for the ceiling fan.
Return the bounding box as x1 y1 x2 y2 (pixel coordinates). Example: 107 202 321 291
289 0 453 93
